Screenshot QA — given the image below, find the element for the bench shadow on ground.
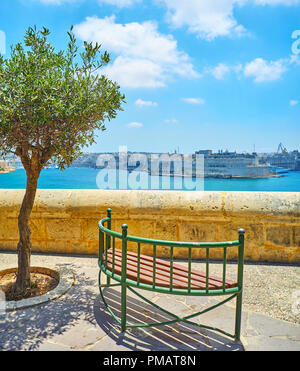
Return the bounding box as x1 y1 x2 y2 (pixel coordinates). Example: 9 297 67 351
0 265 98 351
93 286 244 351
0 265 244 351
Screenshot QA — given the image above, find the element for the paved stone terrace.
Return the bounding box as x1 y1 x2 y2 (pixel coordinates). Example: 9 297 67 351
0 252 299 351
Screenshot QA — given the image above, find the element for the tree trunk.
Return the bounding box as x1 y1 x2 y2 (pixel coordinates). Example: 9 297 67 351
13 168 40 296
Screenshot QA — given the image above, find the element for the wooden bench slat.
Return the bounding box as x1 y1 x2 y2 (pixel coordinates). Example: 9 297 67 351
107 253 221 289
122 249 236 286
106 261 209 289
103 249 237 290
111 248 236 287
106 257 210 289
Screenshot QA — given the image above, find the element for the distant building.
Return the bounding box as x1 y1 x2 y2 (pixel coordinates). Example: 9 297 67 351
0 159 15 172
195 150 272 178
0 160 9 170
262 151 300 171
70 150 276 178
195 150 213 156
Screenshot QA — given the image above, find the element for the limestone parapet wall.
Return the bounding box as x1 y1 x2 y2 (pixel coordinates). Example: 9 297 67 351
0 190 299 263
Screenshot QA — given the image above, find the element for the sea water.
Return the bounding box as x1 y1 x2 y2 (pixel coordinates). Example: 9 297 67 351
0 167 299 192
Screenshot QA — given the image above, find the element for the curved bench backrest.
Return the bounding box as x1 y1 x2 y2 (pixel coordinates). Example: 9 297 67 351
99 208 245 296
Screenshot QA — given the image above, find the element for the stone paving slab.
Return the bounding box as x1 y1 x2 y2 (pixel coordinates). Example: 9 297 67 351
0 252 299 351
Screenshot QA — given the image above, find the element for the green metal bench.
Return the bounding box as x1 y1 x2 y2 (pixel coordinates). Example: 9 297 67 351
98 208 245 340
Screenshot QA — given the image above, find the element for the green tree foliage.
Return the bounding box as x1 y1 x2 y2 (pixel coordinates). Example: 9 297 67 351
0 26 125 296
0 26 125 168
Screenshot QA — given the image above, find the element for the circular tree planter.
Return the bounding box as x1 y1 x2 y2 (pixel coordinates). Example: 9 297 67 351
0 266 74 311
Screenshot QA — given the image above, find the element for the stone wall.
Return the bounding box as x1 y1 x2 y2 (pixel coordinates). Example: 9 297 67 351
0 190 299 263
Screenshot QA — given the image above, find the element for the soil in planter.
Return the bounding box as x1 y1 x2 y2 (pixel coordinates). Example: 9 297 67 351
0 272 59 301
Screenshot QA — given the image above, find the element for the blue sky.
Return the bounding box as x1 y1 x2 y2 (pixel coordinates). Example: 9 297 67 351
0 0 299 154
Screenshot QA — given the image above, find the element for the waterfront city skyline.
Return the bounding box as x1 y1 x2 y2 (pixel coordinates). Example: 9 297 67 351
0 0 299 154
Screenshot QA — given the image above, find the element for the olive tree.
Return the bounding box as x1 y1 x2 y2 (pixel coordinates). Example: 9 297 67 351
0 26 125 297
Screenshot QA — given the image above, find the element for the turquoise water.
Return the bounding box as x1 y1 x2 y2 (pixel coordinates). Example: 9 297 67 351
0 167 299 191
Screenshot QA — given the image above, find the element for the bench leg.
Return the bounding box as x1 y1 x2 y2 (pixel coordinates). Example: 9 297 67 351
121 282 127 332
234 292 243 341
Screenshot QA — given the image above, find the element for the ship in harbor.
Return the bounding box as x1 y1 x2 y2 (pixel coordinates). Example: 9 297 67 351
73 150 276 179
192 150 274 178
146 150 275 178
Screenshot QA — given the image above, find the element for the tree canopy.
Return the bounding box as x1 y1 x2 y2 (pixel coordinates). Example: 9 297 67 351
0 26 125 297
0 26 125 171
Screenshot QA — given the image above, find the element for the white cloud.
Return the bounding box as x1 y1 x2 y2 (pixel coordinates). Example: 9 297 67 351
37 0 300 7
205 62 243 79
182 98 205 105
204 57 293 83
290 100 298 106
74 15 200 88
253 0 299 5
37 0 79 4
157 0 247 41
127 121 143 128
37 0 140 4
208 63 231 79
244 58 287 82
103 56 165 88
157 0 299 40
98 0 141 6
135 99 158 107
